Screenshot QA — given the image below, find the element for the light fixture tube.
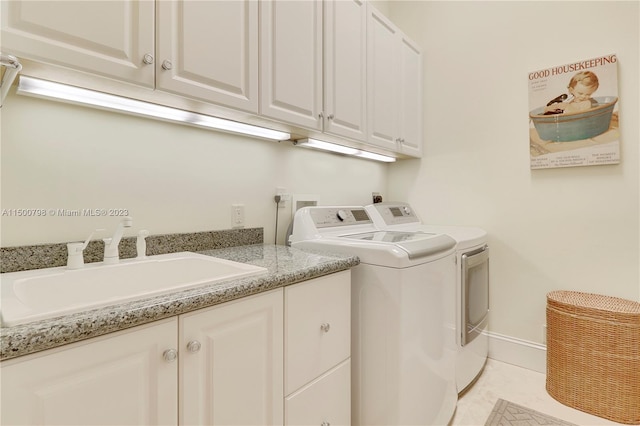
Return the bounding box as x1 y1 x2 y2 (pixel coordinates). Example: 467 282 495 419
296 138 359 155
16 76 291 141
354 150 396 162
296 138 396 163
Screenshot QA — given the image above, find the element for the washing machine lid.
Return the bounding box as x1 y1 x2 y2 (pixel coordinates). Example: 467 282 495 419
337 231 456 260
290 206 456 267
365 202 488 249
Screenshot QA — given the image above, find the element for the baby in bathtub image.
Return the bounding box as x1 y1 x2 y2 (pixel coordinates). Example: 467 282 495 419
527 54 620 168
543 71 600 115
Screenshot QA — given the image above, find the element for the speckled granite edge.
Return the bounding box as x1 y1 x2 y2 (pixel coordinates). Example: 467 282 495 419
0 244 359 361
0 228 263 273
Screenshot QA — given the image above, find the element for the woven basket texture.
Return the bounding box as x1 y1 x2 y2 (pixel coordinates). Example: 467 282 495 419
546 290 640 425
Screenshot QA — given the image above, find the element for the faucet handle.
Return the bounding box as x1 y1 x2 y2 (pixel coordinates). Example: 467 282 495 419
137 230 149 259
102 237 115 258
67 228 105 269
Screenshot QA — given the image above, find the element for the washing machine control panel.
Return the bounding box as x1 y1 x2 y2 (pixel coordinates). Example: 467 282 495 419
366 203 421 226
310 207 373 228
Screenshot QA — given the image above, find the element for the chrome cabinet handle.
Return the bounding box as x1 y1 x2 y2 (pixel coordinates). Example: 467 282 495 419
163 349 178 362
327 114 334 120
142 54 154 65
320 323 331 333
162 60 173 70
321 422 330 426
187 340 202 353
318 112 324 119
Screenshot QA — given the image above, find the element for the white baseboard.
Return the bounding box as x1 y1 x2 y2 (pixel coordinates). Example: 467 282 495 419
485 331 547 373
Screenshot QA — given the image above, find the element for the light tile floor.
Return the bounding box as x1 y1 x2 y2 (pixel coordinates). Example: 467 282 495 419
450 358 623 425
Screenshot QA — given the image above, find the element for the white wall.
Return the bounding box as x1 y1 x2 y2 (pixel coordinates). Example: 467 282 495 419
388 1 640 345
1 0 637 351
0 91 389 246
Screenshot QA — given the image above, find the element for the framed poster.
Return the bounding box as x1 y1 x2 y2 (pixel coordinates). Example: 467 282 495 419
528 54 620 169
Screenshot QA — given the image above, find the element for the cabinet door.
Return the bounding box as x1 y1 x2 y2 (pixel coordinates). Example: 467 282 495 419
285 359 351 426
324 0 367 142
260 0 323 130
180 289 284 426
157 0 259 112
0 319 178 426
366 4 400 151
398 35 423 157
285 271 350 395
0 0 155 87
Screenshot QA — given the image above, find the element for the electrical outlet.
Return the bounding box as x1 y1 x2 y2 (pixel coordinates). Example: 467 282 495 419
275 187 291 209
231 204 244 228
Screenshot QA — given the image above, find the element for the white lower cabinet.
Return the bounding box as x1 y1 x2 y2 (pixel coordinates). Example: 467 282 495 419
0 318 179 426
285 359 351 426
179 289 284 426
0 272 351 426
284 270 351 426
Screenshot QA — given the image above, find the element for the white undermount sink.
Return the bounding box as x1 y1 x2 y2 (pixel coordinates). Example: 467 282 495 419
0 252 267 327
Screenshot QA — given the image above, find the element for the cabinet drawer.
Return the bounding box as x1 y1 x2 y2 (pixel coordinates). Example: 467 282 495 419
285 358 351 426
285 270 350 395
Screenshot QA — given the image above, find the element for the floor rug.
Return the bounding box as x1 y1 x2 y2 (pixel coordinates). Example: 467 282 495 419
485 398 577 426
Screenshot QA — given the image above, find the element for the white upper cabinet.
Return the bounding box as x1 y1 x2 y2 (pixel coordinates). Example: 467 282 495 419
157 0 259 113
323 0 367 142
398 35 423 157
367 4 423 157
260 0 323 130
260 0 367 141
0 0 155 87
2 0 423 157
367 6 400 151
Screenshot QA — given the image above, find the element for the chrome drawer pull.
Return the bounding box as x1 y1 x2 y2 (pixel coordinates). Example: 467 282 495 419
320 323 331 333
187 340 202 353
162 349 178 362
162 60 173 70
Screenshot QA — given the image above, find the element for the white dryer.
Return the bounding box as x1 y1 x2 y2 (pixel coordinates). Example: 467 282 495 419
290 206 458 426
365 202 489 394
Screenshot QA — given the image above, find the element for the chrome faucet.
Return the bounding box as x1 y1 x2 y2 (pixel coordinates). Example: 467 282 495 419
103 216 133 264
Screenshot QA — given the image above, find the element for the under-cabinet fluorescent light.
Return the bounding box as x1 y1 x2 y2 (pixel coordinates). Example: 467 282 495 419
354 150 397 162
16 76 291 141
296 138 396 163
296 138 360 155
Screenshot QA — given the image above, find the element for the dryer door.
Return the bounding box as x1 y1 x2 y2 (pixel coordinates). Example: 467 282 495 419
461 245 490 346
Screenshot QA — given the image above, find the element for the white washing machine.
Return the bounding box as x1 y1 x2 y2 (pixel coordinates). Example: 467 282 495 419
365 202 490 394
290 206 458 426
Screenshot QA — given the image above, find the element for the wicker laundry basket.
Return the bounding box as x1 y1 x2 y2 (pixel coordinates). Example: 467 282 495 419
546 290 640 424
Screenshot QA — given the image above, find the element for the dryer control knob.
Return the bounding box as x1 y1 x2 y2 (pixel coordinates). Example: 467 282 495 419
402 206 411 215
336 210 348 221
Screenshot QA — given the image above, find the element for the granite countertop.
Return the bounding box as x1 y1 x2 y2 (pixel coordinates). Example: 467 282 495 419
0 244 359 361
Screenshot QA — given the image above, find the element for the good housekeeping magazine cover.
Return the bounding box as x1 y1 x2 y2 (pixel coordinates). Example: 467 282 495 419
528 54 620 169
